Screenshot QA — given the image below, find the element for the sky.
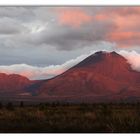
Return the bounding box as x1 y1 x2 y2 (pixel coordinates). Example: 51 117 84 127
0 7 140 80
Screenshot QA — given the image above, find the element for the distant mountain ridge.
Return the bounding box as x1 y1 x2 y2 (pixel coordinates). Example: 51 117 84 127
0 73 33 94
0 51 140 103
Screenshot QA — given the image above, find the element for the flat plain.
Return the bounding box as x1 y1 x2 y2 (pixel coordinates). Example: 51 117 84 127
0 103 139 133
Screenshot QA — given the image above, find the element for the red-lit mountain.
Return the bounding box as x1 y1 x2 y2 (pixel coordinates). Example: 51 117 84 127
0 73 32 94
34 51 140 102
0 51 140 103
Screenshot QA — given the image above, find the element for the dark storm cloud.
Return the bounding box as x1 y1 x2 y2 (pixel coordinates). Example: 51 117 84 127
0 7 116 53
41 21 116 50
0 7 35 21
0 17 28 34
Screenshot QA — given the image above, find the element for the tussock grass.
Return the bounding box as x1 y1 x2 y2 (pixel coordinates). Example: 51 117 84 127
0 103 139 132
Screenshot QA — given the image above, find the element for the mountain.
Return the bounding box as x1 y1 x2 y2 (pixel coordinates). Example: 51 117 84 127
0 51 140 103
33 51 140 102
0 73 32 94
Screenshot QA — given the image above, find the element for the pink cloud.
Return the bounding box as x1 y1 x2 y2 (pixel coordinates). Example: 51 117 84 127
56 8 93 27
94 7 140 48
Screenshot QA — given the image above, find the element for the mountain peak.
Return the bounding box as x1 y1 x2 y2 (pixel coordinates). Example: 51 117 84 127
0 73 32 94
95 51 121 57
74 51 126 69
0 73 30 81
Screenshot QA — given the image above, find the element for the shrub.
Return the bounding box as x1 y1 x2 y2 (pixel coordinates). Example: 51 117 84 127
0 102 3 109
20 101 24 108
6 102 14 110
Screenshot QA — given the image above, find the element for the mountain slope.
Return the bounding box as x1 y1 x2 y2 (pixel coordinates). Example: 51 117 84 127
34 51 140 102
0 73 32 94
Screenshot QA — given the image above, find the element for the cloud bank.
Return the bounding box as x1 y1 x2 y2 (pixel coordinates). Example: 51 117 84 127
0 53 91 80
0 50 139 80
119 50 140 72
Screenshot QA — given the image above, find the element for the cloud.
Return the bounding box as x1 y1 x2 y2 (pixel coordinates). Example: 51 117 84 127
94 7 140 48
118 50 140 72
56 8 93 27
0 53 91 80
0 7 35 21
1 7 140 51
0 17 28 35
0 49 140 80
0 7 115 51
107 31 140 48
26 18 115 51
24 7 140 51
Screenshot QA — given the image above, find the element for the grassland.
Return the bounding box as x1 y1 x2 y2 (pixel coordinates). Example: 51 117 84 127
0 102 140 133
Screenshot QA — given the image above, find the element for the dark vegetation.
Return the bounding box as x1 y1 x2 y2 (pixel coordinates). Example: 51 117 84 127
0 102 140 133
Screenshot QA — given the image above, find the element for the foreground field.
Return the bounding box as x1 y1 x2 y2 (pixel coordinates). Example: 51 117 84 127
0 103 140 133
